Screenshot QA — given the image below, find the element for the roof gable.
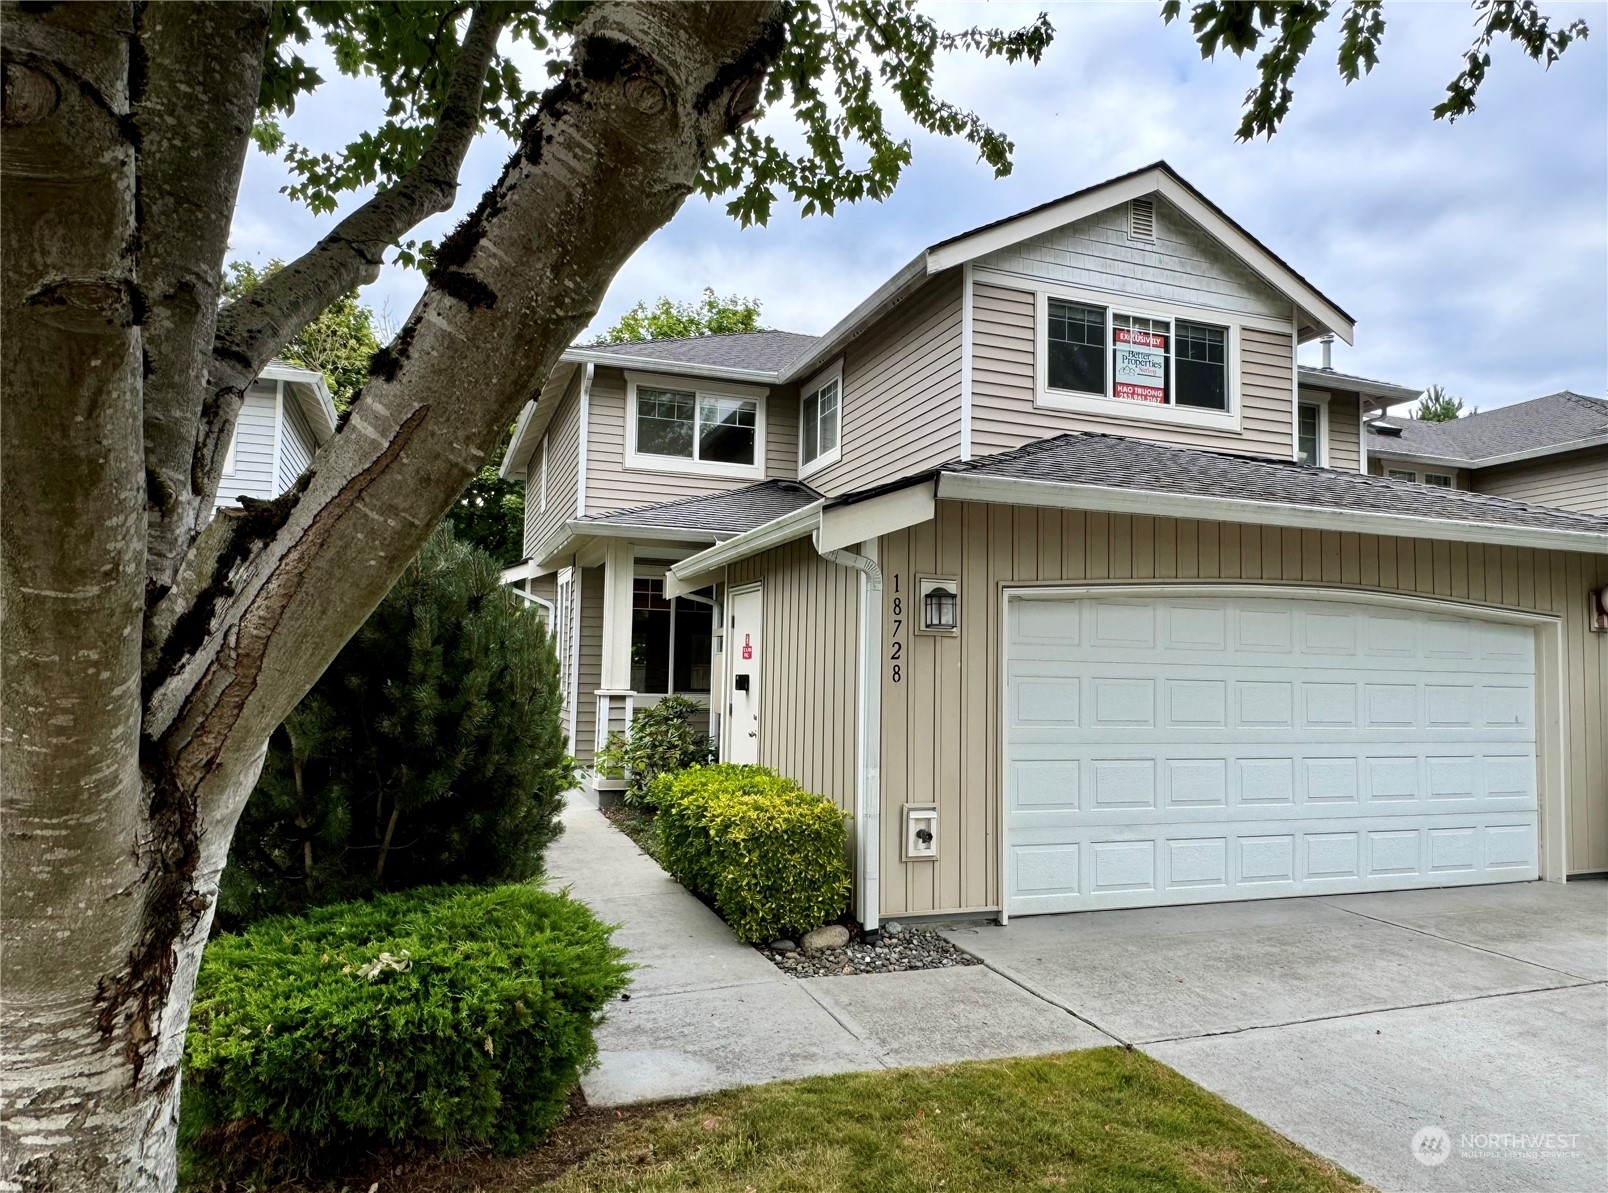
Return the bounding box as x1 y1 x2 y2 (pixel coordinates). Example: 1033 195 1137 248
1369 391 1608 466
925 162 1354 343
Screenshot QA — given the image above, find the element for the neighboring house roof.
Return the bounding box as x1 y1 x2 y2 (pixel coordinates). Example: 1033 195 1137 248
1367 391 1608 468
260 359 339 444
574 478 822 536
1298 365 1420 404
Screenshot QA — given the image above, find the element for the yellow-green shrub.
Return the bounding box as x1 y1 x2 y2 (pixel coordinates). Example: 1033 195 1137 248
652 765 850 942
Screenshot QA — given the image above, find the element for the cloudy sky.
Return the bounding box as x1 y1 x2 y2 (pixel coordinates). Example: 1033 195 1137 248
230 2 1607 410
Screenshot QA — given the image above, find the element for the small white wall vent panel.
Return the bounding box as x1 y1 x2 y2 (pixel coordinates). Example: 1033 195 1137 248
1128 197 1157 243
1004 594 1538 916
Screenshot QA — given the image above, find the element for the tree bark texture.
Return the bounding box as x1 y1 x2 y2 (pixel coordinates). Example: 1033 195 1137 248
1 2 786 1188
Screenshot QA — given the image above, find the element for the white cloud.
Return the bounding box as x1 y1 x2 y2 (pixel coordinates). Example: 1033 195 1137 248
229 2 1606 405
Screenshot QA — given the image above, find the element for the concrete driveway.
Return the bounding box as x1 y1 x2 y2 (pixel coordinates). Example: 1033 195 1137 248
942 881 1607 1193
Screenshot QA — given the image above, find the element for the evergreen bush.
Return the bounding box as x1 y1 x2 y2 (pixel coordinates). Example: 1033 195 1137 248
182 884 630 1179
594 694 714 805
652 765 850 942
219 525 573 926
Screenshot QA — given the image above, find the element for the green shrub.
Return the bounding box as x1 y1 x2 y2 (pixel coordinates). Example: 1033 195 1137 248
652 765 850 942
219 525 574 927
183 884 630 1178
595 695 714 805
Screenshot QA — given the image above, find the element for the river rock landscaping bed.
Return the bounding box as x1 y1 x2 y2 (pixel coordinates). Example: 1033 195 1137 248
757 925 981 978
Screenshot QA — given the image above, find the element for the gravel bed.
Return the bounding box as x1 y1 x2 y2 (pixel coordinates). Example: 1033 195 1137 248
756 926 981 979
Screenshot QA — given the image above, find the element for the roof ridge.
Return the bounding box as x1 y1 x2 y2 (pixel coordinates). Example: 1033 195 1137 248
590 328 818 348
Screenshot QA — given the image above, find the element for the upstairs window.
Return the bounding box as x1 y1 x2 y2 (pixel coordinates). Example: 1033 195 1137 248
1423 472 1454 488
800 363 842 473
1297 402 1323 466
1043 296 1231 418
627 373 765 477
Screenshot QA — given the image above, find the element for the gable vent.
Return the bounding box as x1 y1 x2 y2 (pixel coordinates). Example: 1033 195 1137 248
1127 197 1157 243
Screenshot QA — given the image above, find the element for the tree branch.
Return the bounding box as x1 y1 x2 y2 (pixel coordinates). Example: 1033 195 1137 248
137 1 272 590
205 0 507 407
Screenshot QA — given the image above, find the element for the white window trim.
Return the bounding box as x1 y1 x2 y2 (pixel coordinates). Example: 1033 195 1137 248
1423 472 1455 488
1388 468 1418 483
221 427 237 476
624 370 768 480
1297 392 1329 467
798 358 844 479
1029 283 1243 433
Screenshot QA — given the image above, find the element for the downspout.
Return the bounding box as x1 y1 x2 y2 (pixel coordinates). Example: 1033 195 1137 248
813 531 883 942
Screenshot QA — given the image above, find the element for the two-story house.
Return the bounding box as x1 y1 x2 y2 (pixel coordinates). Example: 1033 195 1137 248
1362 390 1608 514
501 162 1608 937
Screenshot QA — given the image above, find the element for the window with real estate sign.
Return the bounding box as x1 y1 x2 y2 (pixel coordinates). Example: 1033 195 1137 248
1112 317 1169 404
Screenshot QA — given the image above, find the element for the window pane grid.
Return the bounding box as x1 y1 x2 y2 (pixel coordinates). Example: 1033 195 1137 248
802 377 841 465
1047 299 1106 395
636 386 758 467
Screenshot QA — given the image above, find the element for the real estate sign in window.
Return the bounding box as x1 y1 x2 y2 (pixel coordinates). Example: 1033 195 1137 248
1112 319 1168 404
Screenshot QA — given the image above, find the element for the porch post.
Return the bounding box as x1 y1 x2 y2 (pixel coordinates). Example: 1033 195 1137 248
596 539 637 743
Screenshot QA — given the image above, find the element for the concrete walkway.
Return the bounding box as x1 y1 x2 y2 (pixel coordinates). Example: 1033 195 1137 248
544 792 1111 1105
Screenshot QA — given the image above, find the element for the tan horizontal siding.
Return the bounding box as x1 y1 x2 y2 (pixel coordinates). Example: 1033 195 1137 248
585 366 798 515
806 272 963 496
526 369 584 559
969 282 1296 460
876 502 1608 917
975 197 1288 320
726 539 861 818
1326 391 1362 472
574 565 604 762
1471 449 1608 515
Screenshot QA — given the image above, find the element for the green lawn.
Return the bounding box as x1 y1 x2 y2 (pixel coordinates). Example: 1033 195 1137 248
539 1048 1366 1193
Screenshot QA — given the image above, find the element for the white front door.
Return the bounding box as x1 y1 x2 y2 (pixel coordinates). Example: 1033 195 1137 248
1005 593 1539 916
726 584 763 764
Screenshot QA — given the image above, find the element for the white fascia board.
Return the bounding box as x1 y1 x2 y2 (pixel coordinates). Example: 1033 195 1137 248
781 254 928 383
926 168 1355 345
562 348 779 387
1372 434 1608 472
500 363 577 480
817 480 936 553
1298 367 1420 403
260 363 338 440
670 501 825 586
935 472 1608 556
501 559 538 584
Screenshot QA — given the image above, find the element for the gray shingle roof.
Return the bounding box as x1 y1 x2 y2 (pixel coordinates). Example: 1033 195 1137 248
927 432 1608 536
575 479 821 536
1368 392 1608 464
583 331 819 375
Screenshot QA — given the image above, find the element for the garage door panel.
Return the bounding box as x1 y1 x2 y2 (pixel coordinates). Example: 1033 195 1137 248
1005 595 1538 915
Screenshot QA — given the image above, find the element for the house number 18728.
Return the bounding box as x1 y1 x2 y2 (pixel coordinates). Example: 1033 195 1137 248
889 573 902 682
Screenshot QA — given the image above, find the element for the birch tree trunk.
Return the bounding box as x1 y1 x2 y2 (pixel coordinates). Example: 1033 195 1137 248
0 3 785 1188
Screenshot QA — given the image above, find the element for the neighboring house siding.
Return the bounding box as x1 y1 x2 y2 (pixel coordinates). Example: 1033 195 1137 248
584 365 799 515
974 195 1289 320
805 272 964 497
969 281 1296 459
1470 448 1608 515
217 381 279 506
277 393 316 492
1326 391 1361 472
876 502 1608 917
726 538 860 818
574 565 604 762
526 369 585 559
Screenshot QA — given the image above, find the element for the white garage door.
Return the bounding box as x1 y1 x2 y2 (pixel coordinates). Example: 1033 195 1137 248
1005 594 1538 916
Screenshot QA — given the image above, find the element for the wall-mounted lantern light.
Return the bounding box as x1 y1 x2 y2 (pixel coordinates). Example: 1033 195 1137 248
918 577 959 634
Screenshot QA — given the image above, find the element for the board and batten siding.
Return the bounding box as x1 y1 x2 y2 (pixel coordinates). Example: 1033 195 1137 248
574 565 604 762
1471 449 1608 516
584 365 799 516
277 392 316 492
525 368 585 559
216 381 281 507
726 538 861 819
975 195 1290 321
804 271 963 497
969 281 1296 459
876 501 1608 918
